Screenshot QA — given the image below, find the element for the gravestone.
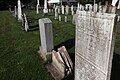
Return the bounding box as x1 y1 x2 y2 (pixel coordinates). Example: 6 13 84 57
65 5 69 15
65 16 67 22
36 0 40 14
71 5 74 12
36 4 39 14
59 15 61 21
55 7 58 19
17 0 22 21
43 0 48 14
58 6 60 14
51 46 73 79
117 0 120 9
14 6 17 17
62 5 65 14
24 13 29 32
38 18 53 60
88 4 93 12
93 4 98 12
72 11 74 15
75 10 116 80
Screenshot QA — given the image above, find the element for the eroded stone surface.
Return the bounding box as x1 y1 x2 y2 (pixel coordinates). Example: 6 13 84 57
75 11 116 80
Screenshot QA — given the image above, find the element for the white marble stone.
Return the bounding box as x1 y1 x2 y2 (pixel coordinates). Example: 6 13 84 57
17 0 22 20
65 5 69 15
62 5 65 14
55 7 58 19
59 15 61 21
65 16 67 22
75 11 116 80
43 0 48 14
14 6 17 17
24 13 29 32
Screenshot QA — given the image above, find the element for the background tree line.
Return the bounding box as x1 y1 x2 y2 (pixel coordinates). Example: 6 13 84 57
0 0 107 10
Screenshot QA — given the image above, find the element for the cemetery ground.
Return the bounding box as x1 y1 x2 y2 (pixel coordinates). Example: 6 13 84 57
0 9 120 80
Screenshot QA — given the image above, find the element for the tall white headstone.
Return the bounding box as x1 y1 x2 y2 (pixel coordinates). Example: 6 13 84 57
62 5 65 14
18 0 22 21
43 0 48 14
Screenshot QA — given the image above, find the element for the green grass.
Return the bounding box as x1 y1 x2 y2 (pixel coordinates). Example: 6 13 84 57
0 9 120 80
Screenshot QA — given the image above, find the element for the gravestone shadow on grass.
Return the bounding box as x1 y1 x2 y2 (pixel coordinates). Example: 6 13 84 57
111 52 120 80
54 38 75 51
28 24 39 31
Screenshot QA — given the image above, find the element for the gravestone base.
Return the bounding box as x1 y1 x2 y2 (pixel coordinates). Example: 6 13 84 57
46 64 64 80
38 46 52 61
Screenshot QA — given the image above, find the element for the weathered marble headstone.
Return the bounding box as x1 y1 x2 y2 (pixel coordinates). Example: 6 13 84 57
117 16 120 22
93 4 98 12
103 6 107 13
39 18 53 58
72 11 74 15
117 0 120 9
65 16 67 22
71 5 74 12
43 0 48 14
59 15 61 21
36 0 40 14
24 13 29 32
58 6 60 14
88 4 93 12
17 0 22 20
62 5 65 14
65 5 69 15
48 9 51 13
36 4 39 14
52 46 73 78
14 6 17 17
55 7 58 19
75 11 116 80
98 5 102 13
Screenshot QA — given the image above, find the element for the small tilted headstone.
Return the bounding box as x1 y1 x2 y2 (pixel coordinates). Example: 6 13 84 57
51 46 73 79
24 13 29 32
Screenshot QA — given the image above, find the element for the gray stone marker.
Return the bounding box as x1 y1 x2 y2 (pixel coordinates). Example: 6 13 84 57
39 18 53 60
75 10 116 80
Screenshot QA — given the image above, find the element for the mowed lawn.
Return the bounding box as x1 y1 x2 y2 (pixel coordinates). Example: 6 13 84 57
0 9 120 80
